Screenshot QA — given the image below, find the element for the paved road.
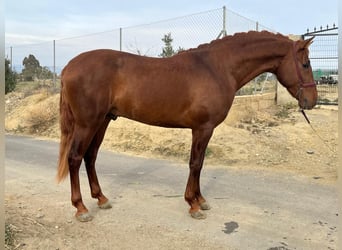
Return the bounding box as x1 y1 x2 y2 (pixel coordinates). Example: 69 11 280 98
5 135 338 250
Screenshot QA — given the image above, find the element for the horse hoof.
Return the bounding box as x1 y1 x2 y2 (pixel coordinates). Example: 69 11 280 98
76 212 93 222
190 210 207 220
200 202 211 210
98 200 112 209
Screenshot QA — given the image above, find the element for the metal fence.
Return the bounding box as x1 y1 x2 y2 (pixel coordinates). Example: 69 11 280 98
302 26 338 105
5 6 273 89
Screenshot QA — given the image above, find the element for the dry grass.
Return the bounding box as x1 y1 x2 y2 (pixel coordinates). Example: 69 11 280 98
5 223 16 249
5 89 60 138
26 94 59 134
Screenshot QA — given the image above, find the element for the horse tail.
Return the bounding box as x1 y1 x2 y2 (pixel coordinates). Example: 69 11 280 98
56 80 74 183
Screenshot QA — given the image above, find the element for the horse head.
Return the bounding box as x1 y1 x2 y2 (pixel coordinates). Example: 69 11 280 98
276 37 317 110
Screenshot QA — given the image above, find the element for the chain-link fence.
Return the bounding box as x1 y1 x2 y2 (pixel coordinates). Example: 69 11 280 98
5 7 274 74
303 26 338 105
5 6 274 93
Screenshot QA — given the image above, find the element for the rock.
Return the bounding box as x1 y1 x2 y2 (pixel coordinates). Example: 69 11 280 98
36 213 44 219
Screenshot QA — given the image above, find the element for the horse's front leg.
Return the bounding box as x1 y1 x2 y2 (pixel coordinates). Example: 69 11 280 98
185 127 213 219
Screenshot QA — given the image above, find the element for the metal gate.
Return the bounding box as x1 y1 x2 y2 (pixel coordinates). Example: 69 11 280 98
302 25 338 105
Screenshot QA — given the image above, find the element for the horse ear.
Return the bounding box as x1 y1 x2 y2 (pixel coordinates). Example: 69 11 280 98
303 37 314 48
295 37 314 51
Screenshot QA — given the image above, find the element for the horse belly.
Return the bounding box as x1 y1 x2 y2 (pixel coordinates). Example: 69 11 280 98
114 86 227 129
115 90 191 128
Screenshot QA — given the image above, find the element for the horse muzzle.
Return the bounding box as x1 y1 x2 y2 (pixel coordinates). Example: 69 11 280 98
299 98 316 110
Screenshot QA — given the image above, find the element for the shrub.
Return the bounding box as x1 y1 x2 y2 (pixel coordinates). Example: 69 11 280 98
5 59 17 94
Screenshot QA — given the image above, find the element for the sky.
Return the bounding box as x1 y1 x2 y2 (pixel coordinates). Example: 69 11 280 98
5 0 339 70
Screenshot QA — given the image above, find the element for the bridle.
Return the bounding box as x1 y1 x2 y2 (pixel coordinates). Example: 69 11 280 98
292 42 316 123
292 42 316 95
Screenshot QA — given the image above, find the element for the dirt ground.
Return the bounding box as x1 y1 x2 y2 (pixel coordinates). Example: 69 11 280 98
5 163 236 250
5 85 338 249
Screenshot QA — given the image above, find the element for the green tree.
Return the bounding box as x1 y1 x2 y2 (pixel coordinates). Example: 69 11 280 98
159 33 175 58
22 54 41 81
159 33 184 58
5 59 17 94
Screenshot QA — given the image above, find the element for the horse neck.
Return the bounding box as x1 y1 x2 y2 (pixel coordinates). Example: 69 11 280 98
204 36 292 91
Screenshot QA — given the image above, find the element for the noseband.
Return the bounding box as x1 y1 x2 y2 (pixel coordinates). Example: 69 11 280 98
292 42 316 92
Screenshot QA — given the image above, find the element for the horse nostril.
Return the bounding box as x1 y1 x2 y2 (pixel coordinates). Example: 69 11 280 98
302 98 315 110
302 98 311 110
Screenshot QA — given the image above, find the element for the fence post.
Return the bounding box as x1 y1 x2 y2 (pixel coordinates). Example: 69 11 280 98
222 6 227 36
10 46 12 71
216 6 227 39
120 28 122 51
53 40 56 87
256 21 259 31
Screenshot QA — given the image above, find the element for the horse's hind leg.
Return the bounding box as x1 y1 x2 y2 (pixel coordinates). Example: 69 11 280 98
84 118 112 209
69 126 97 222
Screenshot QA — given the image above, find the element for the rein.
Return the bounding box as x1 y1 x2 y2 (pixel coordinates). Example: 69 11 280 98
300 109 336 154
292 43 335 154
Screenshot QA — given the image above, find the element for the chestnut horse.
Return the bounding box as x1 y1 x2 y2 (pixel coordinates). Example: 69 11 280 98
57 31 317 222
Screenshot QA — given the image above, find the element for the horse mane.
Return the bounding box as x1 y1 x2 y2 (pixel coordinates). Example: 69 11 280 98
178 30 290 55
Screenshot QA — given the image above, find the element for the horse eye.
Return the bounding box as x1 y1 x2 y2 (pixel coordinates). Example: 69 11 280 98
303 60 310 69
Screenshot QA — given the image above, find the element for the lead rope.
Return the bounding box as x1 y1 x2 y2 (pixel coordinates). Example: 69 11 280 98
300 109 336 154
